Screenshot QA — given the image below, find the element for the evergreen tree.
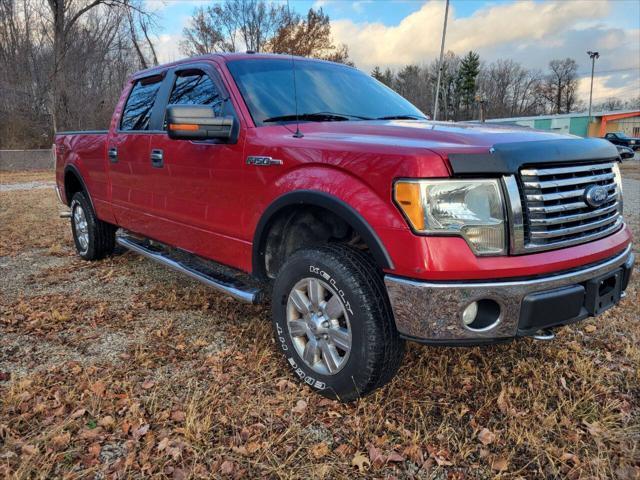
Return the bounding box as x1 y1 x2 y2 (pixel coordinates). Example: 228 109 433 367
458 51 480 118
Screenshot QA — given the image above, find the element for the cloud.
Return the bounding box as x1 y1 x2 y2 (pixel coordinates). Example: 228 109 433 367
332 1 637 68
331 0 639 100
154 33 184 64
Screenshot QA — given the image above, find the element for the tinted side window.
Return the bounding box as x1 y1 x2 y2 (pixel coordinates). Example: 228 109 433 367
169 72 223 116
120 78 162 131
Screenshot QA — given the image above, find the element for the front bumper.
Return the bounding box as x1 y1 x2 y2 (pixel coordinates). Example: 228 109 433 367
385 245 634 344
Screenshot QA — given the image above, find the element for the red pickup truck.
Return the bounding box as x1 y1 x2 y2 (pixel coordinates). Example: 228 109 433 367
55 53 634 401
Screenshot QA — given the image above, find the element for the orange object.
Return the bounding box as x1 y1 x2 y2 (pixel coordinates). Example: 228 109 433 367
599 111 640 137
394 182 425 231
169 123 199 131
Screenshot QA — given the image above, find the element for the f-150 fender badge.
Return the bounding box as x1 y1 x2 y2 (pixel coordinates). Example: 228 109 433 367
246 156 283 166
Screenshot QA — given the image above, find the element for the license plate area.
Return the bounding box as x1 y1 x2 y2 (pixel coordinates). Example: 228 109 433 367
584 269 622 315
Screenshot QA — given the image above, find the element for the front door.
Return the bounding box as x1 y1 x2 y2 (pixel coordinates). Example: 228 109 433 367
141 64 248 267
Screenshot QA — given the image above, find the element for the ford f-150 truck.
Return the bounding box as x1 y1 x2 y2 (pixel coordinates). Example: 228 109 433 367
55 53 634 401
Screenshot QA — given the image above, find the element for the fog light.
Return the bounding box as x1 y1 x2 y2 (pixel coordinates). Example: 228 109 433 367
462 301 478 326
462 299 501 331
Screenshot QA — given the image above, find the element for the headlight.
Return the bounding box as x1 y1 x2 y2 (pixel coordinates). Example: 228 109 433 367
612 162 624 214
394 179 507 255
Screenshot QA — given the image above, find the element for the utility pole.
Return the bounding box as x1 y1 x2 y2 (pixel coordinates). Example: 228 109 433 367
587 50 599 125
433 0 450 121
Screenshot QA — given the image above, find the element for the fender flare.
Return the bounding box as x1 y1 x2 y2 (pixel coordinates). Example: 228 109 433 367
252 190 394 278
63 164 94 209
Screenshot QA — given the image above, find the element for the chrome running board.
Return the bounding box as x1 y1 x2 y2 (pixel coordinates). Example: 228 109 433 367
116 233 263 304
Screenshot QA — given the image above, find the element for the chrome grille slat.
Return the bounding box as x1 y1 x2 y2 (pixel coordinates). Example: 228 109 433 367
527 194 617 213
521 162 614 176
515 160 623 253
522 172 614 189
529 214 619 238
529 203 619 225
525 219 623 251
524 185 615 202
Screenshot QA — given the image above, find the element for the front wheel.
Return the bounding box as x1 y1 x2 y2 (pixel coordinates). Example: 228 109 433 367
271 244 405 402
70 191 116 260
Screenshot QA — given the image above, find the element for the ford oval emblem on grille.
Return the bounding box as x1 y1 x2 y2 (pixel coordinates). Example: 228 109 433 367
584 185 608 208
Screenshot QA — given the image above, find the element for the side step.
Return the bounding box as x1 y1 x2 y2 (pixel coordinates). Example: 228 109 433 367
116 233 264 304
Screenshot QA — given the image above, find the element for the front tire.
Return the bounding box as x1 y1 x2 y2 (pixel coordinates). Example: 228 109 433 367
70 191 116 260
271 244 405 402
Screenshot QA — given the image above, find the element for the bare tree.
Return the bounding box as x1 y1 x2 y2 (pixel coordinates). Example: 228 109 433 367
268 7 350 63
539 58 579 114
180 2 349 63
45 0 155 131
0 0 155 147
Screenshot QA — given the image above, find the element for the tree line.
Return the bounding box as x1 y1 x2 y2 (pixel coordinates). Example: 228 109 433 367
374 52 639 122
1 0 638 149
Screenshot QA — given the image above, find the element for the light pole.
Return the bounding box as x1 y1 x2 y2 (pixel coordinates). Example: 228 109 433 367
433 0 450 121
587 50 599 125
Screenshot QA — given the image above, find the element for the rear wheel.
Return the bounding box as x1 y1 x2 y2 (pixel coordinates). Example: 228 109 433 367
70 191 116 260
271 244 405 402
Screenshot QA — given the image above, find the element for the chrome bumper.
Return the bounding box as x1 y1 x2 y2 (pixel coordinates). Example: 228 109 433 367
385 245 634 344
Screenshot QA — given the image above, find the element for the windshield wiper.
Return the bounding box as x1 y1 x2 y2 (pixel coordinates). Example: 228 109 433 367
375 114 426 120
263 112 372 123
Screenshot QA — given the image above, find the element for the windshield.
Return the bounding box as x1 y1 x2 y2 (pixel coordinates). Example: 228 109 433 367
614 132 631 139
226 58 426 126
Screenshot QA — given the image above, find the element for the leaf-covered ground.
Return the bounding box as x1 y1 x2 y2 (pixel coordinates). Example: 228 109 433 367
1 168 639 479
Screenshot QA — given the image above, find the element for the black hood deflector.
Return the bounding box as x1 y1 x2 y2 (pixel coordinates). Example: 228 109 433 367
448 138 619 175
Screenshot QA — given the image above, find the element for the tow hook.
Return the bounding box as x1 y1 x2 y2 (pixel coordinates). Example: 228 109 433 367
533 329 555 341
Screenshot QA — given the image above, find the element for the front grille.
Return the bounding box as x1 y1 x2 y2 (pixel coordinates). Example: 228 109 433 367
517 161 622 252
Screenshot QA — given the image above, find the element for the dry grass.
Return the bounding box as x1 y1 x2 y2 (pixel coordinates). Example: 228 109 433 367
0 170 54 185
1 169 639 479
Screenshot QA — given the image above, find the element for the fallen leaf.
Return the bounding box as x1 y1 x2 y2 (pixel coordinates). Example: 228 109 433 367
133 424 150 440
585 324 597 333
334 444 350 457
141 380 155 390
311 442 330 459
497 389 509 414
171 410 186 422
21 444 37 456
99 416 115 428
292 400 307 414
351 452 370 473
368 443 386 468
0 372 11 381
88 442 101 458
220 460 234 475
70 408 86 419
387 451 405 463
90 381 105 397
478 428 496 445
52 432 71 450
158 437 170 452
492 457 509 471
561 452 580 466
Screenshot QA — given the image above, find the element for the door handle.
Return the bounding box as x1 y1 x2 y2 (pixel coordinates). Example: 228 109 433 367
108 147 118 163
150 149 164 168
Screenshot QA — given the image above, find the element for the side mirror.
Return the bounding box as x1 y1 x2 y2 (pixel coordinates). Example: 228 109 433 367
166 104 233 140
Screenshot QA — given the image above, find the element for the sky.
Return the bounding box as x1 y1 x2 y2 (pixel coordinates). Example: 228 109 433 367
145 0 640 106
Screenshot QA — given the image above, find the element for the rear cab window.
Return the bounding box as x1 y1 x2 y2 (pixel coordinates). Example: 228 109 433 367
120 76 163 131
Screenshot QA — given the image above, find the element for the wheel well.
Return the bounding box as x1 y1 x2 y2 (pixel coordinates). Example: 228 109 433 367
64 169 84 206
258 204 377 280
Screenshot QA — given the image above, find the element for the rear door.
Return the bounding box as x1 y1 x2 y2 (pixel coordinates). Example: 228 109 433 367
141 63 248 265
107 73 165 235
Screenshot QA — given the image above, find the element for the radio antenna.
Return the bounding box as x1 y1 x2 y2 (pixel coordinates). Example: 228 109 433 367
287 0 303 138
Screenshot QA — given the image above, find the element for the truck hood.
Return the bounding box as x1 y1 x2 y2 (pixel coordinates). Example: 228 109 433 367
293 119 576 151
292 120 619 174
